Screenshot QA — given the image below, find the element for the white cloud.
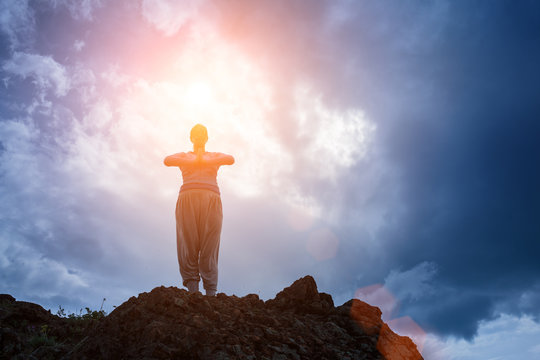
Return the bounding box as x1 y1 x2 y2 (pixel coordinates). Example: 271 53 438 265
50 0 103 20
0 28 378 314
86 30 376 210
294 85 376 179
81 98 113 130
0 0 99 52
100 64 130 88
0 234 89 296
515 283 540 314
0 115 146 312
0 0 380 317
71 63 97 103
3 52 71 97
0 0 34 49
425 314 540 360
73 39 85 51
141 0 206 36
0 118 90 302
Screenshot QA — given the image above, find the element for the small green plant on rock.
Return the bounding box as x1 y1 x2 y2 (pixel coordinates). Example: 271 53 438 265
56 298 107 321
28 324 56 349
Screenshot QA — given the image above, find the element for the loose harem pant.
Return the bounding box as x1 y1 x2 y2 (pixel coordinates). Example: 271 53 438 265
176 189 223 292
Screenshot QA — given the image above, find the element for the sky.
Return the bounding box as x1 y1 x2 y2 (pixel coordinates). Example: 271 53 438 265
1 1 539 359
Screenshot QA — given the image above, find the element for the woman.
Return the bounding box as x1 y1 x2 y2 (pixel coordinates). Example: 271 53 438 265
164 124 234 296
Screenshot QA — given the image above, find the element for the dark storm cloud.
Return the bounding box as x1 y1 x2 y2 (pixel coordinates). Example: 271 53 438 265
217 0 540 338
321 1 540 338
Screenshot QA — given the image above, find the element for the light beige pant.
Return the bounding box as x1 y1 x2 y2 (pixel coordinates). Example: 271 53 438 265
176 189 223 292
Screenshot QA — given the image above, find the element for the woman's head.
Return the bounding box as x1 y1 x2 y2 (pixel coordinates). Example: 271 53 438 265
190 124 208 148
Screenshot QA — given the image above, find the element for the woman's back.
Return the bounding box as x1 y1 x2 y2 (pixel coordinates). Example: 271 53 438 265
164 124 234 296
179 152 222 194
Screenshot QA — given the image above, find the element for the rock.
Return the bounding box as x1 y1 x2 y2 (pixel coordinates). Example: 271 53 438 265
348 299 384 336
0 294 16 303
274 275 320 302
377 324 424 360
320 292 335 308
266 275 335 315
0 277 424 360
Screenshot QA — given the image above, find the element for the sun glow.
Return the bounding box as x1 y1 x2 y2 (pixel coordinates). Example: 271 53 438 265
186 81 213 107
83 20 374 216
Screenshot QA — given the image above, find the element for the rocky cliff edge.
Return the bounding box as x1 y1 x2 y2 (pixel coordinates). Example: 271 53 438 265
0 275 423 360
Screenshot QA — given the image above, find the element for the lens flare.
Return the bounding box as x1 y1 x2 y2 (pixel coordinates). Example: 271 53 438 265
352 284 427 358
387 316 426 353
354 284 398 321
287 206 315 231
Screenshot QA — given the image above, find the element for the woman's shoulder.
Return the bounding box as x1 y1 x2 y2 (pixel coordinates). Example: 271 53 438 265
206 151 226 157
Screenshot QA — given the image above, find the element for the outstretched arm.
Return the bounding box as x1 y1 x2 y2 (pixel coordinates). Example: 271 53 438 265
163 152 197 167
204 152 235 166
164 152 235 166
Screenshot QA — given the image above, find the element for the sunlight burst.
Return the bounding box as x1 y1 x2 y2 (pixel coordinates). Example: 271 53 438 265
186 81 213 107
90 26 374 213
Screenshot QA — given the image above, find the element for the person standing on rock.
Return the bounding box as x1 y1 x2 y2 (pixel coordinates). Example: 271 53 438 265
164 124 234 296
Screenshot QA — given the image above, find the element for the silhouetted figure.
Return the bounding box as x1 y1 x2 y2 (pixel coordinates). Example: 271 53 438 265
164 124 234 296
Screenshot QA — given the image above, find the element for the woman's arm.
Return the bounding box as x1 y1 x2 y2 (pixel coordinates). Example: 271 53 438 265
203 152 235 166
163 152 197 167
164 152 234 166
223 154 235 165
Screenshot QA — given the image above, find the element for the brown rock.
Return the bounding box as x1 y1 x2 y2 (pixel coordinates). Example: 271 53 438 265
349 299 384 336
274 275 320 302
0 277 424 360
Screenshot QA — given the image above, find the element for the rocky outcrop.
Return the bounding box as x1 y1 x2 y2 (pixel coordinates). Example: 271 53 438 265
0 276 423 359
0 294 100 359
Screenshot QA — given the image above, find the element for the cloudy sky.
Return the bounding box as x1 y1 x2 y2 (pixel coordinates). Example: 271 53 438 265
1 0 539 358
